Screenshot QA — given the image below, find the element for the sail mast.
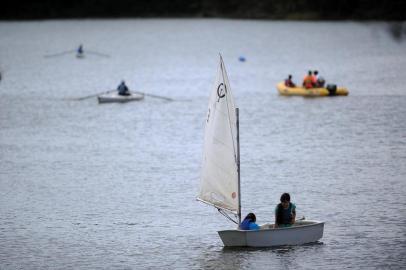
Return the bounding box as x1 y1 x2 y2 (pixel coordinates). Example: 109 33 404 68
220 54 241 226
236 107 241 227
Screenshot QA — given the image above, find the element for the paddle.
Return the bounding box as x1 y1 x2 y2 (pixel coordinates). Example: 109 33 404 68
86 50 110 58
73 90 117 101
133 91 173 101
44 50 76 58
45 49 109 58
72 90 173 102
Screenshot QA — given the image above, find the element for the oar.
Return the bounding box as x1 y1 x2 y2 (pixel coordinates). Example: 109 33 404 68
73 90 117 101
133 91 173 101
44 50 75 58
86 50 110 58
70 90 173 102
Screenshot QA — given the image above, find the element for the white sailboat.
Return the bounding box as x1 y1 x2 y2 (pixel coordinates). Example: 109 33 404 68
198 56 324 247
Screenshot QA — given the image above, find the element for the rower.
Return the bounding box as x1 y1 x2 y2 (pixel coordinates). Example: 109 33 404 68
77 44 83 54
117 80 130 96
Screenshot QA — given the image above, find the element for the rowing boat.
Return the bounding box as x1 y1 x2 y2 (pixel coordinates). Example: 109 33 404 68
97 91 144 103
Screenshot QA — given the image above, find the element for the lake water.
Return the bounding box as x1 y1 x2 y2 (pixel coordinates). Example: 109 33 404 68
0 19 405 269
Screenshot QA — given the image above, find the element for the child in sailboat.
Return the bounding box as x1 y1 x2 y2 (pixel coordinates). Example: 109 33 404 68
274 193 296 228
240 213 260 230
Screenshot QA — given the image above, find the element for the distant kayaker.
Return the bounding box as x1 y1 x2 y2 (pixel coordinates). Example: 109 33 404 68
117 80 130 96
77 44 83 54
303 70 314 89
285 74 296 87
240 213 260 230
274 193 296 228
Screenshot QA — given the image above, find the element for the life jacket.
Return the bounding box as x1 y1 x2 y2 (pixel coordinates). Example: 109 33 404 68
276 203 294 225
303 75 314 89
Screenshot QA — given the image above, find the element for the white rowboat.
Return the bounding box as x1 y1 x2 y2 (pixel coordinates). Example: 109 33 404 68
98 91 144 103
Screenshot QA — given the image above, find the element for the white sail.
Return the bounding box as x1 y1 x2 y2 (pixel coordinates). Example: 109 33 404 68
198 57 239 214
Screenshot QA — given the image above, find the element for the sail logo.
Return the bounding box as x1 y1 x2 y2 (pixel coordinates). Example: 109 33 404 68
217 83 226 102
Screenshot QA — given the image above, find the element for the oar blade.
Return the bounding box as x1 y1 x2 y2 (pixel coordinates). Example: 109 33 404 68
133 91 173 101
44 50 75 58
86 50 110 58
71 90 117 101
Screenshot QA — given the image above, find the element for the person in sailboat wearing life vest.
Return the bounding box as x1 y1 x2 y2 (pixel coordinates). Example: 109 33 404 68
302 70 315 89
240 213 260 230
274 193 296 228
284 74 296 87
117 80 130 96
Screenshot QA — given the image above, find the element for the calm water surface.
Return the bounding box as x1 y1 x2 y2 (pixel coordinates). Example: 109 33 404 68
0 19 405 269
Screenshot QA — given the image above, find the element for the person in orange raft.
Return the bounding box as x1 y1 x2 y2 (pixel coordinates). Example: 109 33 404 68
284 74 296 87
302 70 315 89
312 70 319 85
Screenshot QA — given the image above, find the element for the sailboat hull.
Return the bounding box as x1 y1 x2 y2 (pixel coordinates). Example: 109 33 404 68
218 220 324 247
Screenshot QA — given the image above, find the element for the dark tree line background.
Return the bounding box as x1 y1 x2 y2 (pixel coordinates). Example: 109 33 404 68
1 0 405 20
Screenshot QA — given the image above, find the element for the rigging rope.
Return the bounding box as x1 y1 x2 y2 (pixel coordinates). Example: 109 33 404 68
218 208 238 225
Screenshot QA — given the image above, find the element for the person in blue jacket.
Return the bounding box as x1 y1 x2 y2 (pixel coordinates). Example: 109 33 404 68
77 44 83 54
117 80 130 96
240 213 260 230
274 193 296 228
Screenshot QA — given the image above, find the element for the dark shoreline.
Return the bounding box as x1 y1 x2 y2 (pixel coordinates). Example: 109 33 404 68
1 0 406 21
